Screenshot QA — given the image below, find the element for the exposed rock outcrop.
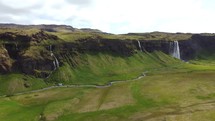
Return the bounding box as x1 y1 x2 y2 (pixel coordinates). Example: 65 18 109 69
57 37 136 56
180 34 215 60
0 31 59 76
0 45 12 73
20 57 54 77
0 32 32 42
31 30 58 42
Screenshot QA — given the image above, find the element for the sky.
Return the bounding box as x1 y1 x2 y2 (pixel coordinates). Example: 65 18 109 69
0 0 215 34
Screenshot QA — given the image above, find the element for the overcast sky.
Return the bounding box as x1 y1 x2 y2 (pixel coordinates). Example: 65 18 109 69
0 0 215 34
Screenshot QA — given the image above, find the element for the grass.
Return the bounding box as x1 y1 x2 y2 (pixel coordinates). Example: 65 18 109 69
0 74 47 96
99 32 192 41
0 27 40 35
1 26 215 120
0 27 193 43
0 51 178 96
55 70 215 121
47 51 180 85
51 31 193 42
51 32 93 42
0 52 215 121
0 98 44 121
22 45 51 59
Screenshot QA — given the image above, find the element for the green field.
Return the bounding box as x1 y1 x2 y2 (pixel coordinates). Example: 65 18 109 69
1 51 215 121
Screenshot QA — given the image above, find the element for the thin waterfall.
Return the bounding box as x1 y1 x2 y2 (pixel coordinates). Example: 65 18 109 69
137 40 142 52
170 41 180 59
53 55 59 68
53 61 56 69
49 45 52 51
49 45 60 70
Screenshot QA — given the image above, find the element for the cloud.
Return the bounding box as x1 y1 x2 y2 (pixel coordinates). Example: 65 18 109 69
0 1 35 24
0 1 29 15
0 0 215 34
1 0 42 9
0 15 14 22
65 0 92 7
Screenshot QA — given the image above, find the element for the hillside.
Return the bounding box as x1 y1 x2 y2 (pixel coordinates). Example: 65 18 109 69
0 24 215 121
0 24 215 93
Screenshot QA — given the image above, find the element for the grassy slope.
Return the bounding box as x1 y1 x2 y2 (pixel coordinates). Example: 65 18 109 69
0 74 47 96
47 51 180 85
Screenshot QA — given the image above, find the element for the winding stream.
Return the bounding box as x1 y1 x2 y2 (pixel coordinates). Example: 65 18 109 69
0 72 147 97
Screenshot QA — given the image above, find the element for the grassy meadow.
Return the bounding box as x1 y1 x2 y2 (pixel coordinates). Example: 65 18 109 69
0 51 215 121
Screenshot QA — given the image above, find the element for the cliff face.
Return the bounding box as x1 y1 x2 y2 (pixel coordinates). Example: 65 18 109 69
0 45 12 73
180 34 215 60
0 31 215 77
56 38 172 57
137 40 171 54
0 31 58 77
58 38 137 56
137 35 215 61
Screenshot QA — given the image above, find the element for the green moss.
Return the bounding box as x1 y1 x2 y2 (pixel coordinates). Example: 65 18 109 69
47 51 179 85
22 45 50 60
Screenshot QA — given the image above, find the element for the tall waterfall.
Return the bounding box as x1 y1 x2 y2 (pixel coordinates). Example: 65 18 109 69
137 40 142 52
170 41 180 59
49 45 59 70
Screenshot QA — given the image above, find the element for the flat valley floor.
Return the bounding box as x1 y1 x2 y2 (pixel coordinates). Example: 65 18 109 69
1 60 215 121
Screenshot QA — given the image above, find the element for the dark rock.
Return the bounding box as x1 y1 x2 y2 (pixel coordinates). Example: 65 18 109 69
31 30 58 42
137 40 171 54
20 57 54 75
58 37 136 56
24 81 31 88
0 32 32 42
179 34 215 60
0 45 12 73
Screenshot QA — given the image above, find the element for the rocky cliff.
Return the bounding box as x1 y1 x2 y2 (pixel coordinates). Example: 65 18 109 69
0 26 215 77
0 31 58 77
180 34 215 60
0 45 12 73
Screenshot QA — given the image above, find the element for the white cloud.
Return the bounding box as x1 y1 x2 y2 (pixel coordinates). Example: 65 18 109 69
1 0 42 8
0 0 215 34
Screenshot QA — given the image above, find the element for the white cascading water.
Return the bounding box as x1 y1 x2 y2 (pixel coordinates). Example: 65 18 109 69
137 40 142 52
49 45 59 70
171 41 180 59
53 55 59 68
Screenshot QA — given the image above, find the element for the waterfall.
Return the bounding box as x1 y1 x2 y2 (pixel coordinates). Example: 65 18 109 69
137 40 142 52
53 55 59 68
49 45 60 70
15 43 18 50
49 45 52 52
170 41 180 59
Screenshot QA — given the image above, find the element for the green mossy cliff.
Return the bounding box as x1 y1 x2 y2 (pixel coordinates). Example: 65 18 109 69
0 25 215 77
